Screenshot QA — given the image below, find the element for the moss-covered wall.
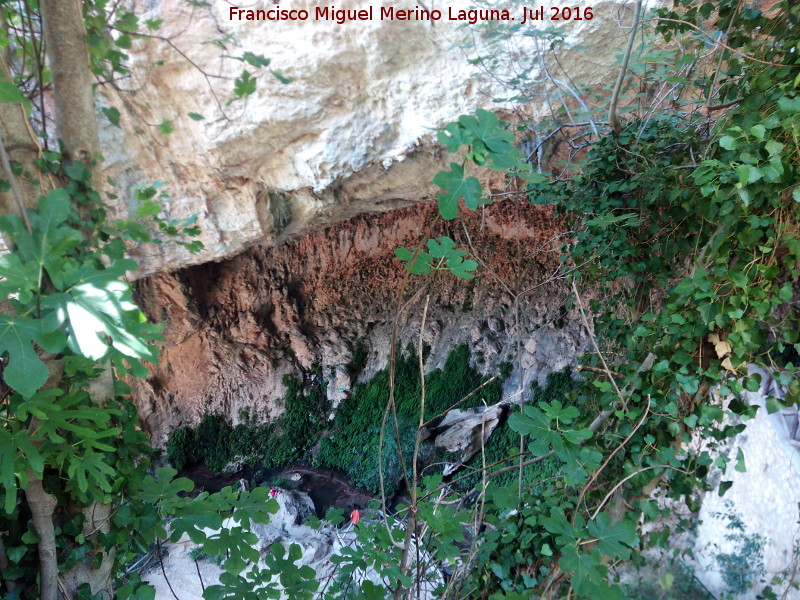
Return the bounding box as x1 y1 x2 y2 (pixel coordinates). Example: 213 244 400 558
166 345 577 498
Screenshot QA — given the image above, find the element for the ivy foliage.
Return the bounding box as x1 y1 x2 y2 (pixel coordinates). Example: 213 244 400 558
501 1 798 596
384 2 800 598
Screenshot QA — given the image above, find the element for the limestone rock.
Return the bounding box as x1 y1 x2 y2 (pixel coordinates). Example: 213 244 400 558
249 489 317 549
133 204 588 446
434 403 505 476
327 366 351 410
91 0 660 276
147 489 442 599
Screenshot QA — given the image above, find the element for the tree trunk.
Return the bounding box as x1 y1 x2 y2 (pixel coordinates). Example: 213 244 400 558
60 369 117 598
38 1 117 597
40 0 100 165
0 15 42 224
24 473 59 600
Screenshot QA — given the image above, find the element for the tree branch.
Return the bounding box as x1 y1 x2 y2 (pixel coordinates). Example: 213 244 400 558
0 133 32 233
24 470 58 600
609 0 643 134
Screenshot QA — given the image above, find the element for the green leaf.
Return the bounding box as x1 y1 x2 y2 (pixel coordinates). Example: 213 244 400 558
586 513 638 560
541 400 580 425
0 430 18 513
205 527 259 571
459 109 520 170
558 546 606 596
394 247 432 275
585 212 641 228
6 545 26 563
777 95 800 114
0 253 39 304
448 257 478 279
0 80 31 114
0 315 66 397
187 112 205 121
734 448 746 473
234 70 257 98
509 406 561 456
228 486 279 525
102 107 121 127
765 140 784 156
672 278 695 295
658 573 675 590
42 264 159 364
241 51 270 68
541 507 580 542
718 481 733 496
169 497 224 543
361 580 386 600
158 119 173 135
134 467 194 506
5 189 82 278
433 163 483 220
15 430 44 475
719 135 738 150
749 124 766 140
437 122 465 152
271 71 293 84
736 164 761 185
427 236 460 259
135 199 161 218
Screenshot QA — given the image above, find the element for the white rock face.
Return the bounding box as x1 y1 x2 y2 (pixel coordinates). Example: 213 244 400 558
146 489 440 599
631 367 800 599
688 367 800 599
101 0 657 274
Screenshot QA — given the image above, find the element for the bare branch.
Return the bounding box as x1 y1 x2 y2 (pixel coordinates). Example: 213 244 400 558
0 133 32 233
571 279 628 409
609 0 643 134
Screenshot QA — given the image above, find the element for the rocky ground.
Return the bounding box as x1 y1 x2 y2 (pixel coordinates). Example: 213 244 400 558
145 487 440 599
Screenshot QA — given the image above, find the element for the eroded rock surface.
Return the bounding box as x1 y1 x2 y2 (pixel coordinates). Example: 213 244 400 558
132 201 588 445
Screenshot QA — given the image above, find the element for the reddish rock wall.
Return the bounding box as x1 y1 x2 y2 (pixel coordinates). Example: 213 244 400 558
132 200 587 446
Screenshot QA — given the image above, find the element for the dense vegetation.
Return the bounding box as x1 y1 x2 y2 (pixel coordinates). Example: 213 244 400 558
456 369 577 491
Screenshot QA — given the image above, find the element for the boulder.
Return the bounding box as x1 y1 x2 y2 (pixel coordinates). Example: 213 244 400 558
434 403 505 476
